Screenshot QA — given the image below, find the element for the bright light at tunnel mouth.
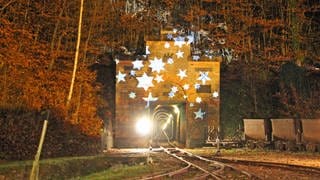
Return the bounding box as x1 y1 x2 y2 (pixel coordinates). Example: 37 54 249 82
135 117 152 136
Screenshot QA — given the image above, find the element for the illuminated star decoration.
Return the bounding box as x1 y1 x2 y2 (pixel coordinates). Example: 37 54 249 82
116 71 126 83
212 91 219 98
173 36 186 48
167 57 174 64
198 71 211 84
149 57 166 73
155 74 164 83
177 69 187 80
132 59 144 70
176 50 184 59
168 91 175 98
196 97 202 104
146 46 151 55
129 92 136 99
183 84 190 90
171 86 178 93
164 42 170 48
130 70 136 76
192 55 200 61
143 92 158 108
194 108 205 120
186 33 194 45
136 73 154 91
194 83 201 90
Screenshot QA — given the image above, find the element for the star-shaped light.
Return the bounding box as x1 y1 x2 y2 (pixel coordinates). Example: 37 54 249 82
146 46 151 55
192 55 200 61
130 70 136 76
116 71 126 83
176 50 184 59
168 91 175 98
198 71 211 84
164 42 170 48
129 92 136 99
190 103 194 107
186 34 194 45
196 97 202 103
171 86 178 93
173 28 178 33
136 73 154 91
183 95 188 99
143 92 158 108
194 83 201 90
114 58 119 64
183 84 190 90
155 74 164 83
177 69 187 80
167 34 173 40
167 57 174 64
212 91 219 98
194 108 205 120
132 59 144 70
173 36 186 48
149 57 165 73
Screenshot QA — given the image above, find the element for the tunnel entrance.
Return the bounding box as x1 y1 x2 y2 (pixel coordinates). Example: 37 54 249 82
151 103 186 145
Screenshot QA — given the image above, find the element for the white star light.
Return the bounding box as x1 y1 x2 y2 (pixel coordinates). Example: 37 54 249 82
143 92 158 108
164 42 170 48
192 55 200 61
183 95 188 99
173 36 186 48
212 91 219 98
136 73 154 91
186 34 194 45
173 29 178 33
177 69 187 80
167 57 174 64
146 46 151 55
196 97 202 103
132 59 144 70
155 74 164 83
129 92 136 99
183 84 190 90
194 108 206 120
168 91 175 98
176 50 184 59
194 83 201 90
116 71 126 83
198 71 211 84
190 103 194 107
130 70 136 76
114 58 119 64
171 86 178 93
149 57 165 73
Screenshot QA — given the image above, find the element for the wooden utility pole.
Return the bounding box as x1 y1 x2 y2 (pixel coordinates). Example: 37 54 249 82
66 0 84 106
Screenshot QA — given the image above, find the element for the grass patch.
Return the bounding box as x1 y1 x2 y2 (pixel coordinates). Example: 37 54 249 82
0 154 146 179
78 164 154 180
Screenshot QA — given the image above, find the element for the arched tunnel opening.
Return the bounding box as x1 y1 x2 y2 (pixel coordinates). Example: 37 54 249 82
151 103 186 146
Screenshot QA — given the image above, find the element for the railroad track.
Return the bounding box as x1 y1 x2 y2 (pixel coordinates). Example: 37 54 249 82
142 146 259 179
209 157 320 177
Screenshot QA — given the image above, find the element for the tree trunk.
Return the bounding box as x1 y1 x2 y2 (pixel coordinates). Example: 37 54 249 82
66 0 84 106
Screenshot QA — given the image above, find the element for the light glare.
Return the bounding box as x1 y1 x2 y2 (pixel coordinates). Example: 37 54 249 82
135 117 152 136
